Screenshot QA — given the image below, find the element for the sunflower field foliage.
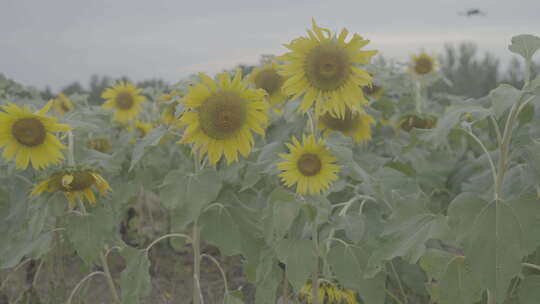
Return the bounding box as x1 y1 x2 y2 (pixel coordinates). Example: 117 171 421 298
1 21 540 304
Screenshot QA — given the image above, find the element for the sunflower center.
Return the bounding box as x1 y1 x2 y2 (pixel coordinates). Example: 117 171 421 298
87 139 112 153
11 118 47 147
115 92 134 110
62 172 95 192
198 91 247 140
254 69 283 95
304 42 351 91
320 110 358 132
415 57 433 75
297 153 322 176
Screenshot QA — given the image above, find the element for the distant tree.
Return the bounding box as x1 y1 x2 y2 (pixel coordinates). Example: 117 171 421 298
61 82 86 96
41 86 54 101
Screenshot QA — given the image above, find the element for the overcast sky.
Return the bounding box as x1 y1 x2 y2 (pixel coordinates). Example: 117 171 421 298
1 0 539 91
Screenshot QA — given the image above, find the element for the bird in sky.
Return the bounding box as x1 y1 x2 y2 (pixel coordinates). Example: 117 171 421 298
459 8 486 17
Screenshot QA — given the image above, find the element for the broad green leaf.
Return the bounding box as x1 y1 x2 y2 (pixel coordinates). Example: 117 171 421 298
255 250 282 304
129 126 167 171
489 84 521 118
518 275 540 304
200 205 242 256
159 168 222 222
509 34 540 60
327 243 386 304
343 215 366 244
367 198 450 275
275 239 316 292
447 193 489 242
269 188 300 239
421 250 482 304
465 200 523 303
507 194 540 255
120 248 151 304
65 207 114 265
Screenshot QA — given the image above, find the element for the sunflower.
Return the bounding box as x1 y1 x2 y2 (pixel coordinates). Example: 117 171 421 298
399 114 437 132
298 281 357 304
319 109 375 143
86 138 112 153
279 19 377 118
178 70 268 165
410 52 437 75
132 121 153 138
52 93 74 116
161 102 180 126
0 102 71 170
31 168 111 206
248 62 288 107
277 134 340 195
363 84 384 100
102 82 146 123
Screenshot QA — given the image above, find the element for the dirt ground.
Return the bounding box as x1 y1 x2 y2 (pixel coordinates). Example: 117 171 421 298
1 241 254 304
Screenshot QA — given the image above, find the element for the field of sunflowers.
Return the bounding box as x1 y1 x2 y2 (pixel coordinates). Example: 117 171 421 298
1 20 540 304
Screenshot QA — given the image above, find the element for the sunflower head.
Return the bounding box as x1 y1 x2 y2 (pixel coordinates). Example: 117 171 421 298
410 52 437 75
319 109 375 143
102 82 146 123
298 281 357 304
279 19 377 118
132 121 153 138
178 70 268 165
277 134 340 195
52 93 74 116
399 114 437 132
0 102 71 170
30 167 111 206
86 138 112 153
248 62 288 108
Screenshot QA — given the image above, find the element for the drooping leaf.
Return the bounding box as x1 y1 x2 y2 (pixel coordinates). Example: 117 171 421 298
254 250 282 304
65 207 114 265
200 205 242 256
275 239 316 292
120 247 151 304
327 243 386 304
268 188 300 240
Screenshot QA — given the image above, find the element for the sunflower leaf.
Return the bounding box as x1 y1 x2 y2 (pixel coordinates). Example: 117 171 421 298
129 126 167 171
518 275 540 304
509 34 540 61
120 248 151 304
275 239 316 292
200 205 242 256
489 84 522 118
65 207 114 265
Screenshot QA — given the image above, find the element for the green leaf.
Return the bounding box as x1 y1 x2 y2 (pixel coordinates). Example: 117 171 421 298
120 248 151 304
421 250 482 304
268 188 300 239
367 198 450 275
129 126 167 171
343 215 366 243
254 250 282 304
518 275 540 304
507 194 540 255
200 205 242 256
327 243 386 304
464 200 523 303
159 168 222 223
447 193 489 242
416 103 491 146
224 293 244 304
509 34 540 60
275 239 316 292
65 208 114 265
489 84 521 118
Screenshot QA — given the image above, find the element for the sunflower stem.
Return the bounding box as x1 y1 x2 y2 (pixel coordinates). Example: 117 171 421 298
282 268 289 304
192 221 204 304
100 250 120 303
67 130 75 166
311 223 320 304
201 254 228 294
66 271 105 304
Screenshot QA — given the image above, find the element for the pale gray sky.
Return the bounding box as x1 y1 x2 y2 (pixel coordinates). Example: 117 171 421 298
1 0 539 91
